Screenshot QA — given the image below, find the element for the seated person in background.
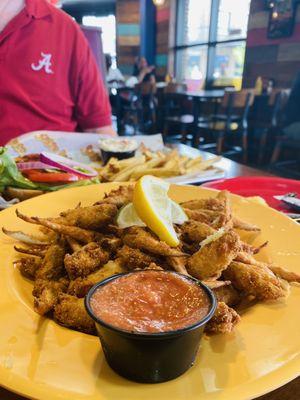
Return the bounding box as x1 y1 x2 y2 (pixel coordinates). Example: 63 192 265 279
0 0 116 146
105 54 125 85
133 56 156 84
282 72 300 140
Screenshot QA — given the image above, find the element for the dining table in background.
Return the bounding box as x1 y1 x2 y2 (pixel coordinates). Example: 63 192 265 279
155 88 225 139
113 84 225 135
177 90 225 139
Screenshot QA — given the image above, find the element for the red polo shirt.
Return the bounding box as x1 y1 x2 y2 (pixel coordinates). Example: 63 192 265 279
0 0 112 145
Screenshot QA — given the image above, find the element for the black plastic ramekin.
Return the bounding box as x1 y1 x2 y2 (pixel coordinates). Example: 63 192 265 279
85 271 217 383
100 149 136 165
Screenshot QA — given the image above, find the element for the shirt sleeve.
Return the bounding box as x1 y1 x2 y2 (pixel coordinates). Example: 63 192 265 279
71 26 112 130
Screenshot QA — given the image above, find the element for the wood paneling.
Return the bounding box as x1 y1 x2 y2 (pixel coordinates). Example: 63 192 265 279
155 0 171 78
250 0 267 14
118 55 138 66
117 24 140 36
156 20 169 35
118 36 140 46
243 3 300 88
156 54 168 66
118 53 138 65
245 45 278 64
247 25 300 47
244 61 300 88
117 45 140 56
116 1 140 23
278 43 300 62
116 0 171 78
248 11 269 30
116 0 140 75
157 43 169 54
116 12 140 23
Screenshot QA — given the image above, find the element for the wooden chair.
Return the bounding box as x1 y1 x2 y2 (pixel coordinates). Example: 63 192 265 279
163 83 218 144
122 82 157 134
269 90 300 177
162 83 194 143
196 89 254 163
164 82 187 94
256 89 290 164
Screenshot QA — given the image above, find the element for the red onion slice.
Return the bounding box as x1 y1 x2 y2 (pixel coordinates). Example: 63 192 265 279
17 161 59 171
40 152 97 178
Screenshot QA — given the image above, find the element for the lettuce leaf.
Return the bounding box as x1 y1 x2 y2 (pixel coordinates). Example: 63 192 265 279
0 147 38 191
0 147 100 193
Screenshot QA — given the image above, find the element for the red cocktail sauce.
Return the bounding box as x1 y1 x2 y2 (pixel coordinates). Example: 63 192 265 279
90 271 210 333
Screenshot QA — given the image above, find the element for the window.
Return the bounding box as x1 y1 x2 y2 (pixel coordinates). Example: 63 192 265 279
175 0 251 90
176 46 208 91
177 0 211 45
83 15 116 66
217 0 250 41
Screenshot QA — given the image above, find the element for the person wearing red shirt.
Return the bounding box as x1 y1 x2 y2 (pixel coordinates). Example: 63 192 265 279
0 0 116 145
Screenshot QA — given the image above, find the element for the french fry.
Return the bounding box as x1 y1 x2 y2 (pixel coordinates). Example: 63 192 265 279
164 158 180 170
130 157 165 179
132 168 181 179
185 156 221 173
178 156 189 169
110 156 146 182
95 147 221 182
184 156 203 169
163 149 178 163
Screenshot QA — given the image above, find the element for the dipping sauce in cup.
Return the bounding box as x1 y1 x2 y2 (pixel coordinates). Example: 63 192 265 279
85 270 216 383
99 138 138 165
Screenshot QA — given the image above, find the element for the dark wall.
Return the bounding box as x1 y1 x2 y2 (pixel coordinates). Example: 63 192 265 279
62 1 115 22
155 0 171 79
243 0 300 88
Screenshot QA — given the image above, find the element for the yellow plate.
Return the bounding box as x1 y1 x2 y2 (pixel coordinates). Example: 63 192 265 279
0 183 299 400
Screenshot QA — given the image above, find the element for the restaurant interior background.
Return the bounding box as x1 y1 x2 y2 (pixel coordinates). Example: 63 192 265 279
1 2 300 399
59 0 300 178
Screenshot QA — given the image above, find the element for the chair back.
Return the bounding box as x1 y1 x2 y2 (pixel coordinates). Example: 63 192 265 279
220 89 254 119
211 84 235 91
134 82 157 96
232 89 255 108
164 83 187 94
266 89 286 127
276 89 291 127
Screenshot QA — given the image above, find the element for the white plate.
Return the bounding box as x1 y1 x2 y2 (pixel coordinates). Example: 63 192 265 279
6 131 225 185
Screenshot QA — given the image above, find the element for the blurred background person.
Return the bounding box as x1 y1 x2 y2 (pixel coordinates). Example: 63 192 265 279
133 56 156 84
0 0 116 145
105 53 124 86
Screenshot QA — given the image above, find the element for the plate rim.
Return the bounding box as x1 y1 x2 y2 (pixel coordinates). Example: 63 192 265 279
0 183 299 400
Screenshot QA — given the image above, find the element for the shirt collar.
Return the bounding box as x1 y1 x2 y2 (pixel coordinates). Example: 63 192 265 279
26 0 52 19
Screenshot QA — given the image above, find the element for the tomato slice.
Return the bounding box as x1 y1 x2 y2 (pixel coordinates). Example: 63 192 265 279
22 169 79 183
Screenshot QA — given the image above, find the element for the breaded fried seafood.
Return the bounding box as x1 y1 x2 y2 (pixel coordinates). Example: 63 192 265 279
5 186 299 336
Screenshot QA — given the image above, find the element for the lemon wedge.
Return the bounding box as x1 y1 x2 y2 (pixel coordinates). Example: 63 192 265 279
117 203 145 229
170 200 189 225
132 176 187 246
117 201 188 229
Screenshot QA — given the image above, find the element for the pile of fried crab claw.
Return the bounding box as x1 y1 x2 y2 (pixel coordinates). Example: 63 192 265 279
3 185 300 336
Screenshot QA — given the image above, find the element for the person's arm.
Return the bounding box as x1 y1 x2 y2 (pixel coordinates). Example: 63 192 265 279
84 125 117 135
138 66 156 83
71 26 117 135
149 74 156 85
137 69 147 83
